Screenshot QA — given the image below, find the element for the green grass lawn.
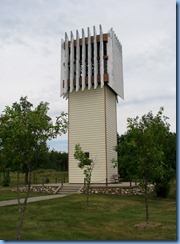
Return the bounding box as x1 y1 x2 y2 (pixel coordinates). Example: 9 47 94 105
0 186 54 201
0 169 68 187
0 172 176 240
0 169 68 201
0 193 176 240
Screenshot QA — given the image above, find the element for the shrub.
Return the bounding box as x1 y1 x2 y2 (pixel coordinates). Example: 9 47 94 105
45 178 50 184
155 181 171 198
2 171 10 187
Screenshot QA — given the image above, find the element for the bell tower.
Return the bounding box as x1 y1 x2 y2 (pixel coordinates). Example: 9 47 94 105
60 25 124 183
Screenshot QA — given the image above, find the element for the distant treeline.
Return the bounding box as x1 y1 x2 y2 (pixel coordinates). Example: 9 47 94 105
40 150 68 171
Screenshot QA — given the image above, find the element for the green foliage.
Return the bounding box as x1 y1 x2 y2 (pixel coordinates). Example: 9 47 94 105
44 150 68 171
74 143 94 206
155 181 172 198
0 96 68 240
2 171 10 186
74 144 93 169
0 169 68 190
163 132 176 171
115 107 175 198
38 150 68 171
114 108 176 225
0 96 68 176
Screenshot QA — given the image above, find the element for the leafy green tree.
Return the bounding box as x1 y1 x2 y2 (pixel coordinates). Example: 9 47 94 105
74 143 94 207
0 146 11 186
114 134 135 182
163 132 176 171
0 96 68 240
114 107 175 224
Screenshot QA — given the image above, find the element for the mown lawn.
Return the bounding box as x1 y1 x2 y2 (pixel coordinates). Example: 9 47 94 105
0 169 68 201
0 193 176 240
0 169 68 187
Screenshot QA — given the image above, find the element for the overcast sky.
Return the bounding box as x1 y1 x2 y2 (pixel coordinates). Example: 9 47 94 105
0 0 176 152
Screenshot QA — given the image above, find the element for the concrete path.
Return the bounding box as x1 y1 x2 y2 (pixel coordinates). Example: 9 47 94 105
0 182 136 207
0 183 83 207
0 194 67 207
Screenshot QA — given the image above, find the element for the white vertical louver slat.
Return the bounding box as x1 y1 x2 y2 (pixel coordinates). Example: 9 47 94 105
64 32 69 97
111 29 124 99
99 25 104 88
70 31 74 92
107 28 113 92
119 42 124 99
76 30 80 92
60 26 124 98
93 26 98 89
88 27 92 90
60 38 65 96
82 28 86 91
116 33 124 100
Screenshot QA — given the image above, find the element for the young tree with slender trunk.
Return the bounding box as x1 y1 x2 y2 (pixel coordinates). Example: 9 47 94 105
74 143 94 207
114 107 175 224
0 96 68 240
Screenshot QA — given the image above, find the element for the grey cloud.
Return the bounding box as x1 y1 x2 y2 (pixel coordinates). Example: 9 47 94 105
0 0 176 151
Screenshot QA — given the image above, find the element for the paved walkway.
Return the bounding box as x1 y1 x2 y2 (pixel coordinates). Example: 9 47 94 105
0 182 136 207
0 194 67 207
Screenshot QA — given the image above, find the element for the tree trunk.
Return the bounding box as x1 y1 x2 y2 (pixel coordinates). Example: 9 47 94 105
24 171 28 185
17 171 21 213
86 184 90 207
17 171 32 240
144 179 149 224
2 171 10 186
86 189 89 207
144 159 149 224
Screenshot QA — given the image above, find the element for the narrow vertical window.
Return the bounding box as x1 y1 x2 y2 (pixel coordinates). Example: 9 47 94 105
85 152 89 158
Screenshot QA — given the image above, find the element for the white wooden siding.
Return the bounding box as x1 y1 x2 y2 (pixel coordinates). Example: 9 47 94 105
69 86 106 183
105 86 118 180
68 85 118 183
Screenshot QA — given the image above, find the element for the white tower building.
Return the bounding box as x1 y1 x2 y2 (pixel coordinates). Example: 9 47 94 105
60 25 124 183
